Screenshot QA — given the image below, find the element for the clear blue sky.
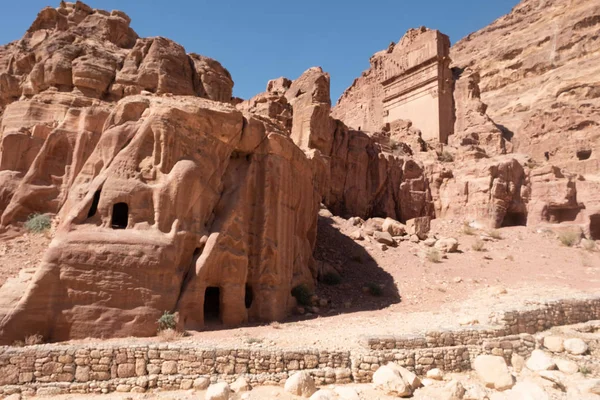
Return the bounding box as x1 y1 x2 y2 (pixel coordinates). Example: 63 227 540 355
1 1 519 102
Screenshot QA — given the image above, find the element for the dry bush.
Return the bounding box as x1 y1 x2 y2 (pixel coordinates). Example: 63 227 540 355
426 248 441 263
366 282 383 297
558 231 581 247
488 229 503 240
25 213 51 233
472 239 486 252
25 333 44 346
438 151 454 163
157 328 184 342
462 223 476 236
245 337 263 344
582 239 597 252
270 321 282 329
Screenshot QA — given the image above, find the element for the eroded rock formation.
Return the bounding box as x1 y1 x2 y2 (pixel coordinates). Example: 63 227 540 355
451 0 600 174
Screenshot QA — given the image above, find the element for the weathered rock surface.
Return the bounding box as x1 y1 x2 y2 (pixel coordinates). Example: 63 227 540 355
284 372 317 398
473 355 514 391
452 0 600 175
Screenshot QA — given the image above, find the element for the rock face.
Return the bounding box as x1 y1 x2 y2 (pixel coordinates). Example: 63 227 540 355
451 0 600 175
0 94 321 344
0 2 437 344
245 66 435 222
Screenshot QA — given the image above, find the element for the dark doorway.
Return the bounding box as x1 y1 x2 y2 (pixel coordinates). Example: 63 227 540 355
111 203 129 229
204 287 220 323
87 190 101 218
590 215 600 240
245 284 253 309
502 211 527 227
544 207 580 223
577 149 592 161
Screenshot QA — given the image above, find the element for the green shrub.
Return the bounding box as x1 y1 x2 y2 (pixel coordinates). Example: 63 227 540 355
321 272 342 285
558 231 580 247
366 282 383 297
438 151 454 163
291 284 313 306
24 213 51 233
426 248 441 263
157 311 176 331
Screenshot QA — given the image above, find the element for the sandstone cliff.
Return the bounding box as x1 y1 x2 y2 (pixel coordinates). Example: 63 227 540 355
452 0 600 174
0 2 436 343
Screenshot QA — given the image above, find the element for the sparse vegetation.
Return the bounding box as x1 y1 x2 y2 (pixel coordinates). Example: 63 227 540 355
366 282 383 297
488 229 503 240
157 311 177 331
245 337 263 344
580 365 591 376
321 271 342 285
291 284 313 306
270 321 282 329
12 333 44 347
462 222 476 236
24 213 51 233
157 328 184 342
525 159 539 169
558 231 581 247
472 239 486 252
390 139 399 150
582 239 597 252
438 151 454 163
426 248 442 263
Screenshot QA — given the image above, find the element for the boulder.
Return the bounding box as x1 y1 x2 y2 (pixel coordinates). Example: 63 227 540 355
333 387 360 400
511 354 525 373
442 380 466 400
406 216 431 239
526 350 556 371
423 238 437 247
372 364 412 397
284 372 317 398
426 368 443 380
230 377 251 393
434 237 459 253
193 377 210 390
205 382 230 400
373 231 395 246
543 336 564 352
309 389 336 400
563 338 588 355
473 355 514 391
510 382 549 400
555 359 579 375
382 217 406 236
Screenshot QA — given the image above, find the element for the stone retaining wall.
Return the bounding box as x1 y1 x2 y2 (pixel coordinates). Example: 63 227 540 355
1 296 599 396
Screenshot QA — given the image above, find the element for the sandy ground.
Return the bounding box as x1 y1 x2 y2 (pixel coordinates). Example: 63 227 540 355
46 214 600 352
0 229 52 287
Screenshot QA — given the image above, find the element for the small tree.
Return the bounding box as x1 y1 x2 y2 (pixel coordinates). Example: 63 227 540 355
291 284 313 306
24 213 51 233
157 311 176 331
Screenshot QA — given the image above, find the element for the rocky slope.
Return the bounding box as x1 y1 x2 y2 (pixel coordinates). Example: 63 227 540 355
451 0 600 174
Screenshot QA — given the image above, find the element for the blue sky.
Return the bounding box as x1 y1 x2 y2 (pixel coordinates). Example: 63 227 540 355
1 1 519 102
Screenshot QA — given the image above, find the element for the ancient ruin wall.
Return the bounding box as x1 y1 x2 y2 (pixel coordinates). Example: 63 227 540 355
1 296 598 396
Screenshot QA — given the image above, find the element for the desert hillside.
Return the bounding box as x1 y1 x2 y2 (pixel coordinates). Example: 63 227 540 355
0 1 599 399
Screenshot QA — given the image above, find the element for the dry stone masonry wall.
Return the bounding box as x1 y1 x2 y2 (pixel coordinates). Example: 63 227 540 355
1 296 598 396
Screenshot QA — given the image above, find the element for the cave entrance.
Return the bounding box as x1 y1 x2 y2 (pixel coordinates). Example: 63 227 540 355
577 149 592 161
590 215 600 240
87 190 101 218
501 211 527 227
111 202 129 229
204 287 221 323
245 284 254 309
545 207 580 223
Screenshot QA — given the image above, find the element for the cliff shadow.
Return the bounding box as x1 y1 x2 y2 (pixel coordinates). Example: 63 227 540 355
310 215 401 316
